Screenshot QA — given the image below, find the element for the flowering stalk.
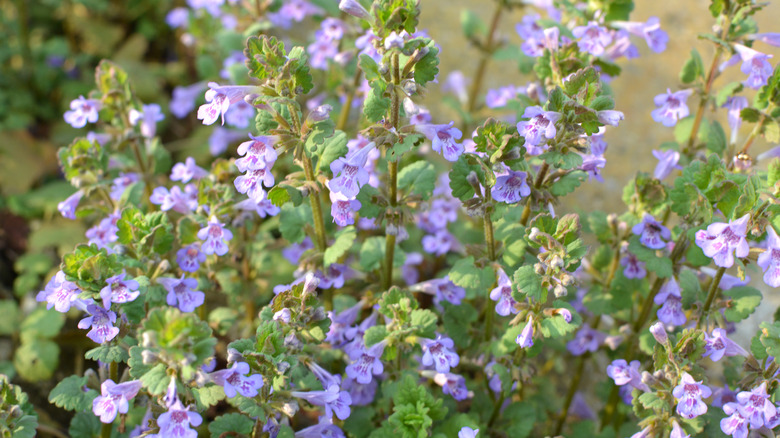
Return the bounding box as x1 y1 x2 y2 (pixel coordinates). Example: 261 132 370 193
466 1 505 113
483 189 497 342
336 69 363 131
685 13 732 152
520 162 549 226
696 266 726 330
382 52 402 291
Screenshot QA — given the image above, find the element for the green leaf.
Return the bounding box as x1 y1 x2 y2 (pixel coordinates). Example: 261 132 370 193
679 269 705 307
764 119 780 143
84 345 129 364
413 45 440 87
69 412 101 438
540 150 583 170
140 363 170 395
680 49 704 84
324 227 357 267
550 171 587 196
359 54 382 83
192 384 226 410
209 413 254 438
512 265 544 302
769 159 780 187
706 120 727 154
398 161 436 199
49 375 98 412
716 82 743 107
410 309 438 338
363 81 391 123
449 154 484 201
627 237 672 278
267 184 303 207
759 321 780 358
360 236 385 271
279 203 312 243
638 392 666 411
448 257 494 299
364 325 389 347
460 10 486 38
317 130 348 172
503 402 536 438
723 286 762 322
14 339 58 381
0 300 19 335
356 185 384 219
442 302 478 347
741 107 761 123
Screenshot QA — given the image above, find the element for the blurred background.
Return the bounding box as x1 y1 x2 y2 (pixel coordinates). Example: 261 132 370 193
1 0 779 429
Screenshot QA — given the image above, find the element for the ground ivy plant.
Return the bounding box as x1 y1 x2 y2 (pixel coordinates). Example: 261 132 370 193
4 0 780 437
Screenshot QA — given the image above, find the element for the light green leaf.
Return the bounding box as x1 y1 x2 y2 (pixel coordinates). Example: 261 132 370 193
324 226 357 267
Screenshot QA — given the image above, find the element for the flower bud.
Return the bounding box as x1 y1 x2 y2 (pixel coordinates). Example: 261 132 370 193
284 332 302 349
142 349 158 365
553 283 567 297
306 104 333 123
550 255 564 270
227 348 244 364
142 331 157 348
303 272 320 295
529 227 541 241
649 321 668 344
641 371 657 387
560 273 574 286
534 263 546 275
403 81 418 95
554 308 572 323
604 335 624 350
339 0 371 21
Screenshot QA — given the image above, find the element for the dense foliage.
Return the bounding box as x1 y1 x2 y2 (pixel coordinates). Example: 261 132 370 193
3 0 780 437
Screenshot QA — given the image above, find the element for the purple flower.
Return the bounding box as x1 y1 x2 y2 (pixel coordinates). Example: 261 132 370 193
654 275 680 302
416 122 464 162
421 334 459 373
652 89 693 127
670 421 689 438
234 168 275 201
632 214 671 249
658 297 686 326
36 271 81 313
736 382 776 428
758 226 780 287
100 272 140 309
652 149 681 180
197 82 258 125
176 244 206 272
517 106 561 146
606 30 639 60
721 402 749 438
109 173 140 200
211 362 264 398
458 427 479 438
235 134 278 172
649 322 668 344
342 377 377 406
434 372 469 401
597 110 624 126
308 38 339 70
86 214 119 251
58 190 83 219
293 416 345 438
516 315 534 348
338 0 370 21
606 359 649 391
485 86 522 108
422 230 459 256
166 7 189 28
128 104 164 138
273 308 291 324
64 96 101 128
621 252 646 279
733 44 774 89
171 157 208 183
384 30 409 50
284 238 314 265
724 96 749 142
170 82 207 119
704 328 748 361
198 218 233 256
695 214 750 268
442 71 469 104
489 268 518 316
622 17 669 53
492 170 531 204
567 325 606 356
329 144 376 198
224 99 255 128
291 385 352 420
346 342 385 384
415 276 466 306
318 264 350 289
157 275 205 313
150 400 202 438
673 372 711 419
555 308 572 323
150 185 199 214
515 14 543 40
572 22 613 56
235 197 280 218
78 304 120 344
274 0 321 25
92 379 143 423
329 189 361 227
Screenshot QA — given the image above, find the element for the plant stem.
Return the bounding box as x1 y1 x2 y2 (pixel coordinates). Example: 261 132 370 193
736 115 765 156
302 154 328 253
685 15 731 152
697 266 726 330
382 52 401 291
483 189 497 342
520 162 549 226
600 235 689 430
336 69 363 131
466 1 505 113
